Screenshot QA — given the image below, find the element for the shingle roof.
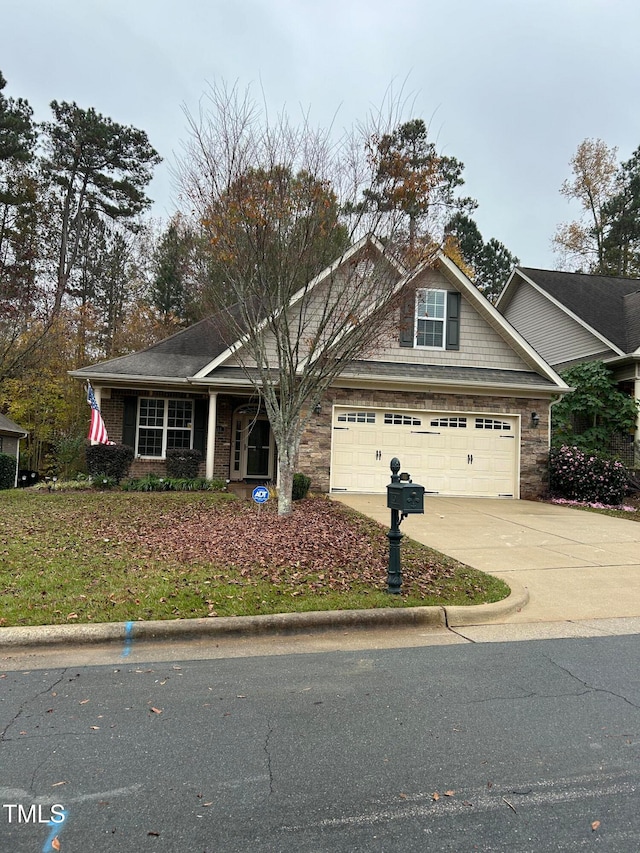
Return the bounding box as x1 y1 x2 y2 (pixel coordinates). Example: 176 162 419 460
519 267 640 353
211 361 557 390
73 316 231 379
0 413 27 436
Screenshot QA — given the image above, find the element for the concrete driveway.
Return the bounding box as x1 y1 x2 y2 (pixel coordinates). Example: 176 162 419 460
333 495 640 625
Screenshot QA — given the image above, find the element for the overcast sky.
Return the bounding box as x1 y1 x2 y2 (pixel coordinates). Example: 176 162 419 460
3 0 640 269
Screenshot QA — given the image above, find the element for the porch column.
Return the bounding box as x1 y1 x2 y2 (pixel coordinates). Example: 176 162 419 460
205 391 218 480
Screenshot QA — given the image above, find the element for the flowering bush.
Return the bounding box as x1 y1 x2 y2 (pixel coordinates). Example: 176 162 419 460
549 445 629 504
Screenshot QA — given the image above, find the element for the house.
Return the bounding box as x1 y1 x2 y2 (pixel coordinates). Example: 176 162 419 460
71 241 568 499
0 413 28 488
496 267 640 462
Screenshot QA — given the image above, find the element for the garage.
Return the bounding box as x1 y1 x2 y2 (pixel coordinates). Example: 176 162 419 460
330 406 519 497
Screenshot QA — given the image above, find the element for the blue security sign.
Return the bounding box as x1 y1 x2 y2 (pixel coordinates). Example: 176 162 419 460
252 486 270 504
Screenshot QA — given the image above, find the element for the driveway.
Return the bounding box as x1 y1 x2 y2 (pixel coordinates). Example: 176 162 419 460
333 495 640 624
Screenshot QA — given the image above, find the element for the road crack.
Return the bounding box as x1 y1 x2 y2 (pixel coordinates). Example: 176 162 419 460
545 656 640 710
0 668 68 743
264 722 274 795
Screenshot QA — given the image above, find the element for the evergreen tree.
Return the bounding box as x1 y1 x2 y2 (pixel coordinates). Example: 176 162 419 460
445 212 518 301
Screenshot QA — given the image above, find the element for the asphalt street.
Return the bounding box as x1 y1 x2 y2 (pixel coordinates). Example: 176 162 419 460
2 634 640 852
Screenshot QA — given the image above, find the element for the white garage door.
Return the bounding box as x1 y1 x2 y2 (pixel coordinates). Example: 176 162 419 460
331 406 518 497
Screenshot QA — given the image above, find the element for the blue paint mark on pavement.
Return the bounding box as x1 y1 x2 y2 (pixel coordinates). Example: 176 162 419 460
43 809 67 852
121 620 135 657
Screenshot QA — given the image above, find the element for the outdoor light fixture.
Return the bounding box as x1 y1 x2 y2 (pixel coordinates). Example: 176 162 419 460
313 403 321 415
531 412 540 428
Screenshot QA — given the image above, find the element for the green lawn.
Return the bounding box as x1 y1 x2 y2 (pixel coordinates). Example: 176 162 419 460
0 490 509 627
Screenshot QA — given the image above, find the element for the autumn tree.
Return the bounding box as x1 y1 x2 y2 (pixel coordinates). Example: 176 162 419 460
355 118 476 257
553 138 619 271
176 83 431 515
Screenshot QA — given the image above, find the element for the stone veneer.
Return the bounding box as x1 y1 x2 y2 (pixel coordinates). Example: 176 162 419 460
297 388 551 500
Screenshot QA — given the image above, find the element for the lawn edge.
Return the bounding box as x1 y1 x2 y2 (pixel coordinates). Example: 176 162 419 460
0 579 528 648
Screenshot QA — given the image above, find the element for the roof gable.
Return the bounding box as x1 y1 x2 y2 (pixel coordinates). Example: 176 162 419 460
501 267 640 354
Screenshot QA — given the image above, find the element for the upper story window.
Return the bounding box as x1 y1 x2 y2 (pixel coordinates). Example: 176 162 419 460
399 287 460 351
137 398 193 457
416 289 446 348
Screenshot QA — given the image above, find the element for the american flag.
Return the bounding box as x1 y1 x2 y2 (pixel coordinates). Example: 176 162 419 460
86 382 111 444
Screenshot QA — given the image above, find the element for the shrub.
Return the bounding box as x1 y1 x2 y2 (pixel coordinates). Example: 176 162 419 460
549 445 629 504
0 453 16 490
121 475 227 492
91 475 118 490
292 473 311 501
85 443 134 483
166 448 202 479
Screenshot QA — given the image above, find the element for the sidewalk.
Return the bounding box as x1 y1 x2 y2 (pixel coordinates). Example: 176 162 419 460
334 494 640 627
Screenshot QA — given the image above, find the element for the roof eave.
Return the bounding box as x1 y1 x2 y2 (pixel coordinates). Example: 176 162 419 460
330 373 569 397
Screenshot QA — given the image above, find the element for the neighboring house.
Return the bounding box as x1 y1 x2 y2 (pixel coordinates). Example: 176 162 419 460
0 413 28 488
71 241 568 499
496 267 640 462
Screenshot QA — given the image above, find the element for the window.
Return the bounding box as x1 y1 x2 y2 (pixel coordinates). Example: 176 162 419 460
384 413 422 426
337 411 376 424
430 417 467 428
475 418 511 430
416 289 446 348
137 398 193 457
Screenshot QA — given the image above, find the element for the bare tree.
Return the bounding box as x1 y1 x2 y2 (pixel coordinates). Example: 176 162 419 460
175 83 443 515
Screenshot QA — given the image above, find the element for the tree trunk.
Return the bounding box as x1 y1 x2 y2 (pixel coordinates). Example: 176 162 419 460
277 456 294 517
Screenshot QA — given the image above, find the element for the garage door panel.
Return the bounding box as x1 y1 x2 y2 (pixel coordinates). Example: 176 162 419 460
331 407 518 497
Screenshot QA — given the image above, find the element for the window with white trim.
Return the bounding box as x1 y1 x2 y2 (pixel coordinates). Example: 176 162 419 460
137 398 193 457
416 289 446 348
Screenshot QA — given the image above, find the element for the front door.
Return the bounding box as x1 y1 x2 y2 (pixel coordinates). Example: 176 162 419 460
230 411 275 481
246 419 272 477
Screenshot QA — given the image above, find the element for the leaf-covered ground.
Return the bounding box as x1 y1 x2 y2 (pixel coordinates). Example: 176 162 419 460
0 491 508 626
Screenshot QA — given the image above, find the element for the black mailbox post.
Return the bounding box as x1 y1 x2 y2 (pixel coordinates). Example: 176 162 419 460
386 458 425 594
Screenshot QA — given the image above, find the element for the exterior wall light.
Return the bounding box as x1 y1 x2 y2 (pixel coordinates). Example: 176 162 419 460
531 412 540 428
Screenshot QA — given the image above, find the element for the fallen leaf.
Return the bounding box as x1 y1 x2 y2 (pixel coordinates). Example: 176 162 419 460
90 726 100 730
147 831 160 836
150 707 162 714
51 781 67 787
79 699 90 705
445 790 455 797
399 793 407 799
591 820 601 831
51 837 61 851
432 792 440 801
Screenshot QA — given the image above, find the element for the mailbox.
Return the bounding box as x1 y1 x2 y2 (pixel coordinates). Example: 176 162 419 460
386 481 425 514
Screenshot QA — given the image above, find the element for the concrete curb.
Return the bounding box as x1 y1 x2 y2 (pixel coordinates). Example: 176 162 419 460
444 578 529 627
0 582 527 648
